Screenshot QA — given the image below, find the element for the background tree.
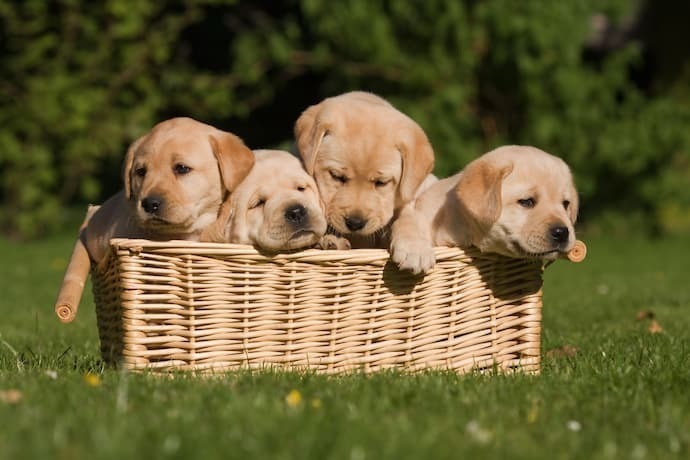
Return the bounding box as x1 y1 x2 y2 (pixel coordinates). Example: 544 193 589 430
1 0 688 238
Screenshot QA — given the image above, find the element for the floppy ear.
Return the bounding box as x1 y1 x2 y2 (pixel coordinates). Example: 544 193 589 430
225 191 249 245
294 102 326 175
209 132 255 193
122 133 148 200
397 124 435 204
199 199 234 243
455 159 512 245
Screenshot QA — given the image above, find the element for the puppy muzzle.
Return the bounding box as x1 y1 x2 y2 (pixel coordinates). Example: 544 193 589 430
344 215 367 232
284 204 308 226
141 196 164 215
549 225 570 247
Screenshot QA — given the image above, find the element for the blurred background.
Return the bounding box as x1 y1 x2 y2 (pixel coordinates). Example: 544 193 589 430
1 0 688 240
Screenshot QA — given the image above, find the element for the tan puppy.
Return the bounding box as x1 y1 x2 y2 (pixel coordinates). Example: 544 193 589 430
391 145 579 274
83 117 255 264
294 91 435 248
201 150 327 251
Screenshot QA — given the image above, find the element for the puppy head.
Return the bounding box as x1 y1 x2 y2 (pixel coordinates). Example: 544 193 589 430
228 150 326 251
295 91 434 238
122 117 254 237
455 145 578 259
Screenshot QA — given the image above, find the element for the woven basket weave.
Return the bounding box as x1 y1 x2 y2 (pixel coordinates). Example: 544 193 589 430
89 239 551 374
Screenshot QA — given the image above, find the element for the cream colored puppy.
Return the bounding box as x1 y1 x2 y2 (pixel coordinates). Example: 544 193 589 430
83 117 254 264
294 91 435 248
391 145 579 274
201 150 327 251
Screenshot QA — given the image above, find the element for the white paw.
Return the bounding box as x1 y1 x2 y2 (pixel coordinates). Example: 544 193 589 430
390 238 436 274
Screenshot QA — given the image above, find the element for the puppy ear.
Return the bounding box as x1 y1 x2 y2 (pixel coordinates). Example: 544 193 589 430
209 132 255 193
225 193 248 245
455 159 512 245
397 124 435 204
294 103 326 175
200 199 234 243
122 133 148 200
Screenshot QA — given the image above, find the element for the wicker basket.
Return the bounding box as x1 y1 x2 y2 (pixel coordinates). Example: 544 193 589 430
85 238 578 374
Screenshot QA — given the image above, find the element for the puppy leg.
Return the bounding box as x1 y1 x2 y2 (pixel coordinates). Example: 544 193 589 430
54 204 100 323
317 234 352 250
389 203 435 274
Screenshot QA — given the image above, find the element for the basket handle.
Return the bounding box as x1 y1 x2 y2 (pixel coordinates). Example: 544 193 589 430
54 205 100 323
562 240 587 263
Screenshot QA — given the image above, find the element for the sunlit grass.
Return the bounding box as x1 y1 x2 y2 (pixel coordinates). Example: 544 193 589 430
0 232 688 459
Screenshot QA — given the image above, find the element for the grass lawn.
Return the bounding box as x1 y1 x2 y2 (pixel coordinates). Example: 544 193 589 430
0 231 688 459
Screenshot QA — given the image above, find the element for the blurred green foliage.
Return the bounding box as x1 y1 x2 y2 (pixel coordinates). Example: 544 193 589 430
1 0 689 238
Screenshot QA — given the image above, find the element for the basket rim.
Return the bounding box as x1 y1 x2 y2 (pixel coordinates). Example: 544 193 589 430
108 238 497 265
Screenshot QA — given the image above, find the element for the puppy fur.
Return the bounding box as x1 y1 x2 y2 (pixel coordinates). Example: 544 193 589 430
391 145 579 273
83 117 254 264
294 91 435 248
201 150 327 251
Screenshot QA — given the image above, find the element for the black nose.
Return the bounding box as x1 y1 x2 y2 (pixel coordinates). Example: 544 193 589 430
141 197 162 214
345 215 367 231
550 226 570 244
284 204 307 224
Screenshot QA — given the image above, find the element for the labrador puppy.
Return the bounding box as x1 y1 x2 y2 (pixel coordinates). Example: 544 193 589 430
83 117 255 264
391 145 579 274
201 150 327 251
294 91 435 248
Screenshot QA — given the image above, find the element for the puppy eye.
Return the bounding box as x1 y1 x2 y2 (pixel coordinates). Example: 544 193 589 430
518 198 536 208
174 163 192 175
135 167 147 178
374 179 391 188
563 200 571 210
250 198 266 209
329 170 348 184
297 186 306 192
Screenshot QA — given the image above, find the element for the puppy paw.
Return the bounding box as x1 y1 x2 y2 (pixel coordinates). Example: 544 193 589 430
390 238 436 274
317 234 352 250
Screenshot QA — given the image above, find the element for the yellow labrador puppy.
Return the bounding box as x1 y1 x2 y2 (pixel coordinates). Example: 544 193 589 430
83 117 255 264
391 145 579 274
201 150 327 251
294 91 435 249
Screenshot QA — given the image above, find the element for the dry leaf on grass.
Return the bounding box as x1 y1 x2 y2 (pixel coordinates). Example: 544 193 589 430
0 389 23 404
636 310 655 321
648 319 664 334
636 310 664 334
545 345 579 359
465 420 493 444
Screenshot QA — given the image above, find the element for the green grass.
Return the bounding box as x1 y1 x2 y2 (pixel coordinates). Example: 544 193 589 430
1 232 689 460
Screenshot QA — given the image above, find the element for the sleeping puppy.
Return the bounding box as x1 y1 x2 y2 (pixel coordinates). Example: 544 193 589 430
83 117 255 264
201 150 327 251
391 145 579 274
294 91 435 249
